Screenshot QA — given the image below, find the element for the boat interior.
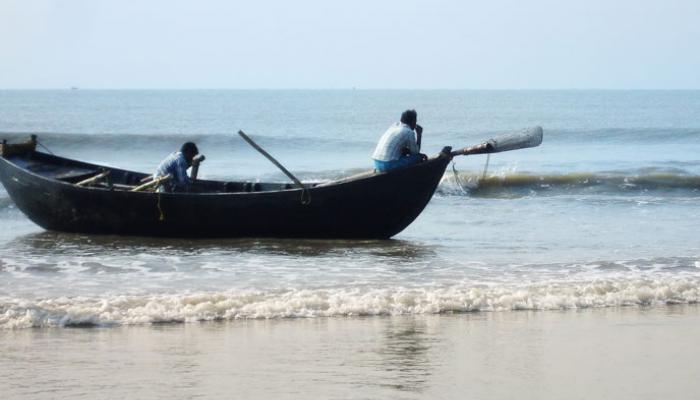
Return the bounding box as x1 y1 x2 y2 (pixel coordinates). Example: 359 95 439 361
1 136 384 193
2 142 320 194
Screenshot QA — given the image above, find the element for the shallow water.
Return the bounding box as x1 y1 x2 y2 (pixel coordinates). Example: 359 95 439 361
0 90 700 399
1 90 699 398
1 90 699 329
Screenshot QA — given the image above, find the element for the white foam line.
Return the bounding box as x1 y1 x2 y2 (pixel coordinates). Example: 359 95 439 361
2 278 699 329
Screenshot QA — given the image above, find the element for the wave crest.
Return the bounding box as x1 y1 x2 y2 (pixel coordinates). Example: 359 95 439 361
2 278 699 329
438 170 700 197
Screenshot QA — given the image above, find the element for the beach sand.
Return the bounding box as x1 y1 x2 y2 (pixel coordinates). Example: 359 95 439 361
2 305 699 400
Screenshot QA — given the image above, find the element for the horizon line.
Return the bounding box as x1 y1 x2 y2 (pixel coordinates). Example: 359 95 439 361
1 87 700 91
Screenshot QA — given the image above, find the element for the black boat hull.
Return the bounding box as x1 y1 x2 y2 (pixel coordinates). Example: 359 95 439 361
0 152 450 239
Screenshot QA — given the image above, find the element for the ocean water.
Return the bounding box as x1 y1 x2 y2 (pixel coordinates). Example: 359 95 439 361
1 90 699 398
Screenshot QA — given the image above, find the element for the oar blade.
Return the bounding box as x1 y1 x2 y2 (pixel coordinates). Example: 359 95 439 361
451 126 543 156
488 126 543 153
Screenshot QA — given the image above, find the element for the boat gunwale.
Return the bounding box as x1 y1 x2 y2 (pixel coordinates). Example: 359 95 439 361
0 151 448 198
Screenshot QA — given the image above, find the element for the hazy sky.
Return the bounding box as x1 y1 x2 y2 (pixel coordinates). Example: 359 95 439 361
1 0 699 89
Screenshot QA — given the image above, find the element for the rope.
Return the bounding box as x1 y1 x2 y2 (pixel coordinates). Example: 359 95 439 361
451 153 492 194
157 192 165 221
482 153 490 180
300 187 311 205
451 161 468 193
37 140 54 155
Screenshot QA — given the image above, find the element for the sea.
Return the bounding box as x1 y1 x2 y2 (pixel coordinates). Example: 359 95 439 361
1 90 699 399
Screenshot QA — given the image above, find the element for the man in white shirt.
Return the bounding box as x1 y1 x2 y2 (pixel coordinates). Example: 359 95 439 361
372 109 427 172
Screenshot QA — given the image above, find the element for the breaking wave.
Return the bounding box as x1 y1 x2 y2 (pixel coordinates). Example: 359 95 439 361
231 167 700 197
0 131 373 153
4 127 700 146
2 278 699 329
437 169 700 197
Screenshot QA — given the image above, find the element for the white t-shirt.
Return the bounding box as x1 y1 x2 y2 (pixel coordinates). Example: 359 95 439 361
371 122 419 161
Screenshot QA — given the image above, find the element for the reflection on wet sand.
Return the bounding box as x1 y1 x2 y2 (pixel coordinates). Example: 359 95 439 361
4 306 700 399
373 317 435 394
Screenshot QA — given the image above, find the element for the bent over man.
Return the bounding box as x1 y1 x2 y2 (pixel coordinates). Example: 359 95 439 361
154 142 201 192
372 109 426 172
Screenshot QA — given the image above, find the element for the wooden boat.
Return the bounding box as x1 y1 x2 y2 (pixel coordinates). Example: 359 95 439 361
0 128 542 239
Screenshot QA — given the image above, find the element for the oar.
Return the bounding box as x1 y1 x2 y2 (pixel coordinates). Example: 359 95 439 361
238 130 305 190
451 126 543 156
132 174 171 192
76 170 110 187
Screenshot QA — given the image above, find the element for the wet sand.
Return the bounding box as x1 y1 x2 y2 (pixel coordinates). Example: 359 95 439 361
2 306 699 400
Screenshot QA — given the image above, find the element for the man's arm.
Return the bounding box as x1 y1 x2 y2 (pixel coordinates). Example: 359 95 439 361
415 124 423 150
190 154 205 180
405 128 420 155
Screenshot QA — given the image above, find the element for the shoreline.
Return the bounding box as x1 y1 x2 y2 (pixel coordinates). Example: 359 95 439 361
2 305 699 399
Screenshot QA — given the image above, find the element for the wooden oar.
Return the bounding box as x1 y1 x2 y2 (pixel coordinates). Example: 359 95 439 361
76 170 110 187
131 174 172 192
451 126 543 156
238 130 305 190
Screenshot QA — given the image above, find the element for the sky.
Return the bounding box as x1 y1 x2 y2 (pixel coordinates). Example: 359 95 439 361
1 0 699 89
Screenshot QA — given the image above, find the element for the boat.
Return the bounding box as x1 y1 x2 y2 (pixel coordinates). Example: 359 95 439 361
0 128 542 239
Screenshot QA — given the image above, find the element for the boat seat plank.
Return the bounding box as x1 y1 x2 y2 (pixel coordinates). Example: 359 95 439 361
25 163 62 174
55 170 101 181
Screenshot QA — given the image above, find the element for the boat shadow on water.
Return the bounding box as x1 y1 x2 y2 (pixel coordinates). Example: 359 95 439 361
5 231 440 260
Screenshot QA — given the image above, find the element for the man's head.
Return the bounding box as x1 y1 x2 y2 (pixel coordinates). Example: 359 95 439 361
400 109 418 130
180 142 199 164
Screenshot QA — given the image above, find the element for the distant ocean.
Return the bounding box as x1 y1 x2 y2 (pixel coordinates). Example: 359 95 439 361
1 90 699 399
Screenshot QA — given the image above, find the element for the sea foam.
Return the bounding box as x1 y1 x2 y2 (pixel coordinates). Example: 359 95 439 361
2 278 698 329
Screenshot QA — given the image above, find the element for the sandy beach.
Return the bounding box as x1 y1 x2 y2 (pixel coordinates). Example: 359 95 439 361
3 305 699 399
